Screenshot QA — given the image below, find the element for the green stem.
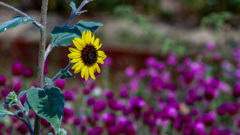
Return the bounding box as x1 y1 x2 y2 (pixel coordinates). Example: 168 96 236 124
14 115 33 135
17 101 33 133
43 60 74 89
35 0 49 135
0 1 43 29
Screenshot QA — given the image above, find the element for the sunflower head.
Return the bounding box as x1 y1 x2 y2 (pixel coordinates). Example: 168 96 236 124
68 30 107 81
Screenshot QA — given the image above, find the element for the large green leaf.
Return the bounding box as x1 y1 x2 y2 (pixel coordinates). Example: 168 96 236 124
50 20 103 47
26 86 64 133
0 105 14 118
0 16 34 34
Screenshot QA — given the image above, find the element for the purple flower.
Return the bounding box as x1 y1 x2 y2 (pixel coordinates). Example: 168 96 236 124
83 88 91 95
87 127 103 135
204 87 216 101
125 67 135 78
120 89 129 98
64 90 74 101
101 113 116 127
108 126 118 135
0 75 6 86
73 118 81 125
108 99 124 111
129 79 139 92
87 97 96 106
17 123 28 134
137 69 147 78
103 57 112 67
217 104 227 116
23 68 33 78
104 90 114 100
165 106 178 119
203 111 216 126
226 103 238 115
194 122 205 133
1 88 10 98
11 77 22 94
167 54 177 66
145 57 157 67
206 42 216 51
12 61 23 75
233 83 240 97
54 79 65 90
156 62 165 71
93 100 107 113
63 107 74 118
209 127 219 135
41 118 50 127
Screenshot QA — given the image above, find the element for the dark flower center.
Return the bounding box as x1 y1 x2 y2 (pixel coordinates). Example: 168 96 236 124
81 45 97 66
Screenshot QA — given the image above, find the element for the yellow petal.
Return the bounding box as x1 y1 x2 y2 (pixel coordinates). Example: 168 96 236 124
85 68 89 81
94 38 100 47
99 54 107 60
68 52 80 59
98 50 105 56
72 61 82 69
74 62 84 73
91 34 95 45
69 47 80 53
97 58 104 64
89 67 96 80
81 66 87 78
86 30 91 44
73 39 83 50
96 43 102 50
95 63 101 73
71 58 81 63
82 31 86 43
74 37 85 48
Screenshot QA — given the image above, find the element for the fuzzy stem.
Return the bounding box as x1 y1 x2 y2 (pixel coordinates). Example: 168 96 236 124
14 115 33 135
17 101 33 134
34 0 49 134
0 1 43 29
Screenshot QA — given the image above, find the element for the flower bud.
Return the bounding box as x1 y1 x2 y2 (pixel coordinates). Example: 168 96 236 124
54 79 65 90
6 91 17 104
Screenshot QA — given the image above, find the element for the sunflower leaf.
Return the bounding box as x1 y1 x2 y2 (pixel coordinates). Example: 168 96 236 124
0 16 34 34
26 86 64 133
50 20 102 47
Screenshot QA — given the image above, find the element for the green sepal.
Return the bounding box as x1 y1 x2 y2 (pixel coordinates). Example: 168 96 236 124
26 86 64 133
0 104 14 118
59 70 75 79
0 16 34 34
45 77 53 85
50 20 102 47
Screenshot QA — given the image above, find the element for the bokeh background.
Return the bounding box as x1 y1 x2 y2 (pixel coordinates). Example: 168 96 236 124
1 0 240 135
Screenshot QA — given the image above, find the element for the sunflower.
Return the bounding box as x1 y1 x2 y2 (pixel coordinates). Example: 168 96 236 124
68 30 107 81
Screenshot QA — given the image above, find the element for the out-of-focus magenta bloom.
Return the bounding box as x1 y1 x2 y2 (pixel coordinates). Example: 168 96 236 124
145 57 157 67
108 99 124 111
125 67 135 78
165 106 178 119
83 88 91 95
204 87 216 101
183 70 195 84
194 122 205 133
44 67 48 75
101 113 116 127
73 118 81 125
226 103 238 115
11 77 22 93
120 89 129 98
12 61 23 75
104 90 114 100
167 54 177 66
209 127 219 135
206 42 216 51
203 111 216 126
103 57 112 67
233 82 240 97
63 107 74 118
108 126 118 135
87 97 96 106
54 79 65 90
1 88 10 98
217 104 227 116
93 100 107 113
129 79 139 92
156 62 165 71
137 69 147 78
0 75 6 86
64 90 74 101
23 68 33 78
213 52 222 61
87 127 103 135
41 118 50 127
148 68 159 77
20 95 27 104
17 123 28 134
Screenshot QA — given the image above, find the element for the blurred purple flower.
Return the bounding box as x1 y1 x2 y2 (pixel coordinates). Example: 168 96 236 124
41 118 50 127
1 88 10 98
129 79 139 92
145 57 157 67
64 90 74 101
93 100 107 113
54 79 65 90
203 111 216 126
206 42 216 51
12 61 23 75
103 57 112 67
87 97 96 106
0 75 6 86
167 54 177 66
23 68 33 78
11 77 22 93
17 123 28 134
125 67 135 78
120 89 129 98
73 118 81 125
104 90 114 100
